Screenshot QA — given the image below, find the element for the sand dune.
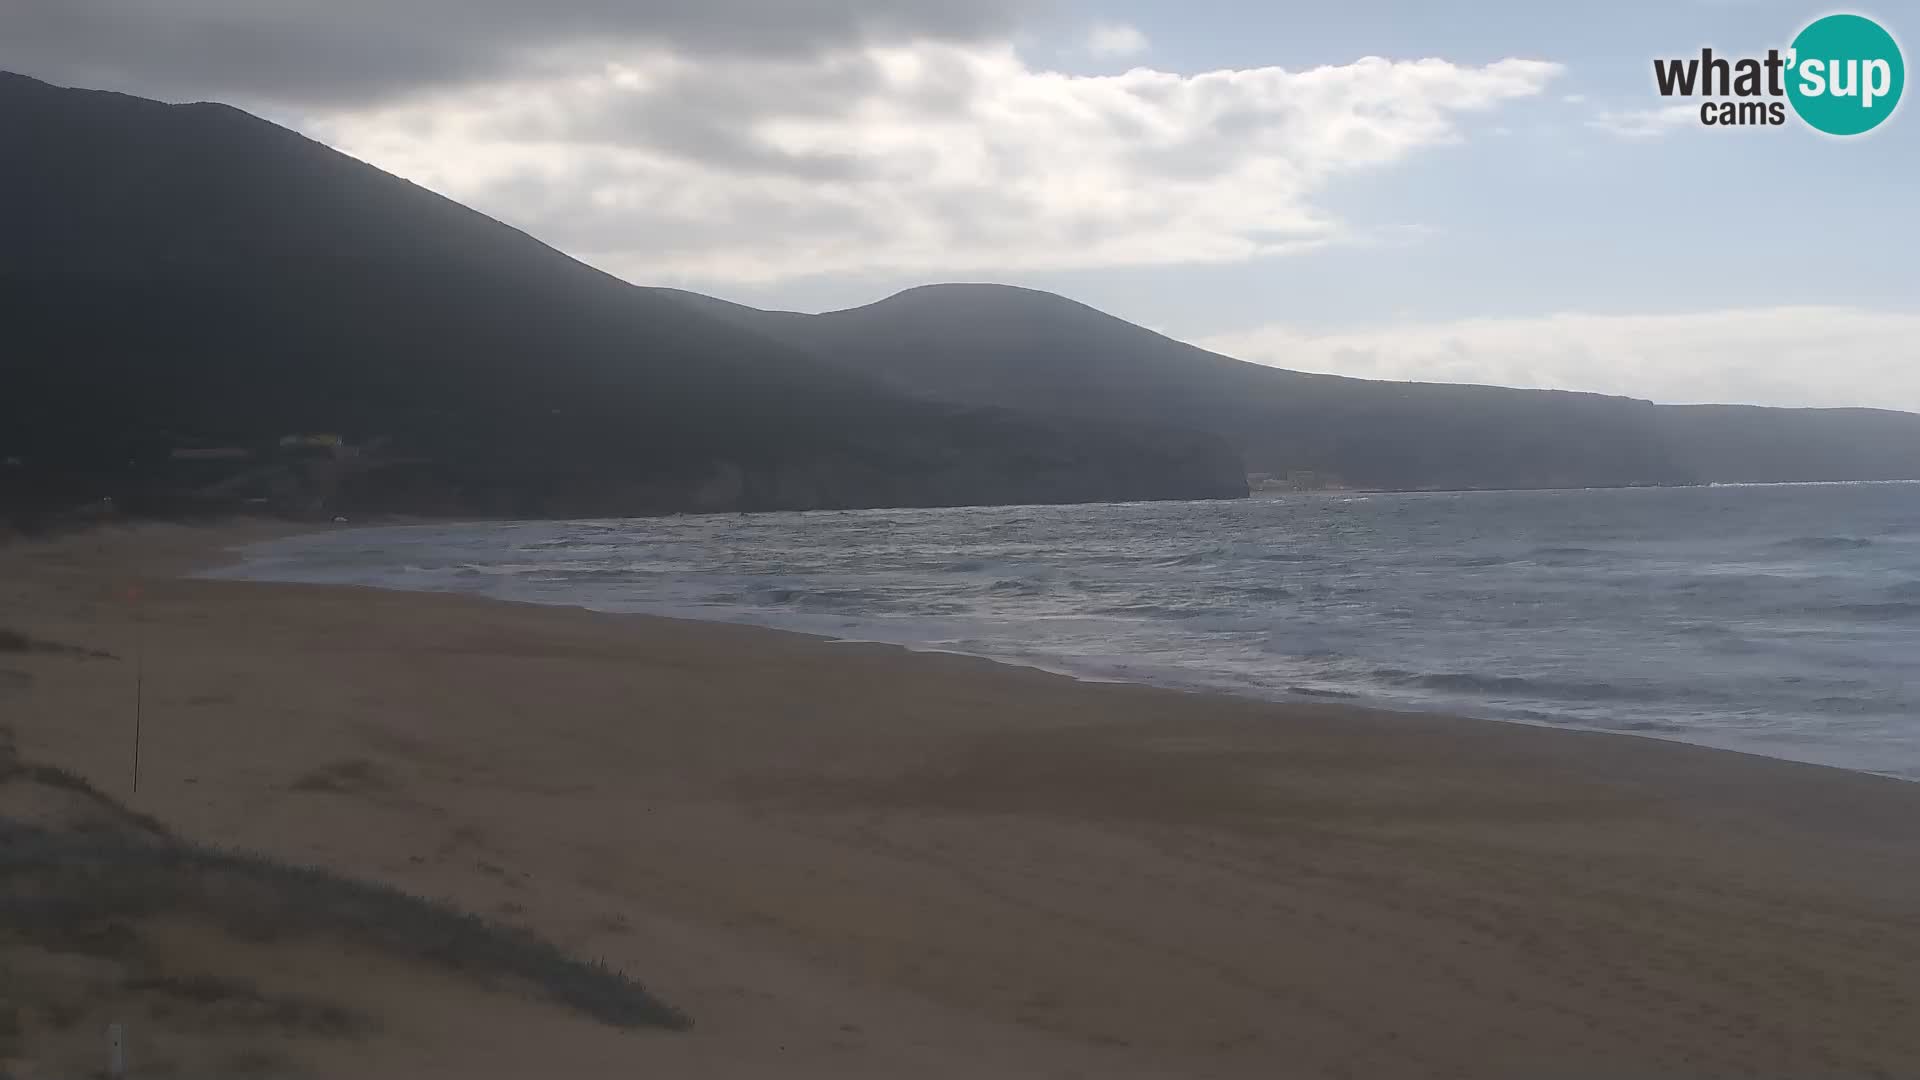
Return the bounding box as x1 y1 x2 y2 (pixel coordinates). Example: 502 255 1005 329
6 521 1920 1077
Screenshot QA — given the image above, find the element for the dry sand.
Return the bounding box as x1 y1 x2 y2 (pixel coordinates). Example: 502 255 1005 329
5 520 1920 1078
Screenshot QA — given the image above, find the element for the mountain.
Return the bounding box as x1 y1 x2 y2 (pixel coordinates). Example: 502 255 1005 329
667 284 1920 490
8 72 1909 516
1653 405 1920 484
0 73 1247 522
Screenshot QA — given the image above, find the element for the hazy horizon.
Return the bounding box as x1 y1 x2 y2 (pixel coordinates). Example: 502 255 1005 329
693 281 1920 415
6 0 1912 413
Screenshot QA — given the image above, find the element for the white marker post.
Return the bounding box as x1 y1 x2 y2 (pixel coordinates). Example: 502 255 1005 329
108 1022 126 1078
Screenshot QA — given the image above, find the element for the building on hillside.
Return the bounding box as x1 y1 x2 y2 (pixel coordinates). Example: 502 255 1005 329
1285 470 1347 492
279 433 358 460
278 433 343 449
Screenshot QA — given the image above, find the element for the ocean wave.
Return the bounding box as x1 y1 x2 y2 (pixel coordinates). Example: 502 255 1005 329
1155 549 1222 567
384 564 485 581
739 584 895 610
1096 603 1244 621
1481 709 1692 736
1371 667 1671 704
212 485 1920 780
1771 536 1873 552
1671 622 1762 653
519 540 621 554
1810 695 1905 716
1526 545 1609 565
1438 555 1513 568
1615 719 1687 733
1671 573 1794 595
552 564 675 580
1286 685 1360 699
1826 602 1920 622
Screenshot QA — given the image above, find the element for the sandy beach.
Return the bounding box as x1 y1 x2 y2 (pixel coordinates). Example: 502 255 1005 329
6 521 1920 1078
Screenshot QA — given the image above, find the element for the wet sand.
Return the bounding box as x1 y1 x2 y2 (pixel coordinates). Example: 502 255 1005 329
5 521 1920 1078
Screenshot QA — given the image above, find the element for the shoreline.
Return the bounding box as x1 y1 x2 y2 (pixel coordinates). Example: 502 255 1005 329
205 517 1916 784
8 521 1920 1077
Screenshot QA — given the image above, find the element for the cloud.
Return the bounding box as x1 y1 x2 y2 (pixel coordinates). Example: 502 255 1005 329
1197 308 1920 412
1588 103 1697 138
7 0 1560 286
1086 23 1151 59
309 48 1560 283
0 0 1035 106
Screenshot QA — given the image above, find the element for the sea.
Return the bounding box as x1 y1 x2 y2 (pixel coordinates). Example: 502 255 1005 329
208 482 1920 779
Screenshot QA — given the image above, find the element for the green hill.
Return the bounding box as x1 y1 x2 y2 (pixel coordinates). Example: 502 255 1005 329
0 73 1248 521
667 283 1920 490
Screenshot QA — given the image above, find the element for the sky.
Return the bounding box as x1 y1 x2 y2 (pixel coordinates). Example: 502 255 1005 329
4 0 1915 410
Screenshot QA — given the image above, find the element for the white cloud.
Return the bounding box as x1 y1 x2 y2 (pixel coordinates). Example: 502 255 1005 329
1 0 1031 106
1588 103 1696 138
1197 307 1920 411
310 46 1560 283
1085 22 1150 59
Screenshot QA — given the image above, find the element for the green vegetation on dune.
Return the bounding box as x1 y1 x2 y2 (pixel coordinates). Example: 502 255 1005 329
0 822 691 1032
0 737 689 1077
0 628 117 660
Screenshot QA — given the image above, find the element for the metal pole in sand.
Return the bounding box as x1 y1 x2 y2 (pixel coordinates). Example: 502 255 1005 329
108 1021 127 1078
128 584 144 793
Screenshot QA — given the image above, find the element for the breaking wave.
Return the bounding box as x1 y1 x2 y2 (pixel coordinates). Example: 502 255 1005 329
208 481 1920 779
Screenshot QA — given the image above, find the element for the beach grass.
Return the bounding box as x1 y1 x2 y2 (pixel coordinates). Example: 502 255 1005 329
0 628 116 660
0 752 690 1036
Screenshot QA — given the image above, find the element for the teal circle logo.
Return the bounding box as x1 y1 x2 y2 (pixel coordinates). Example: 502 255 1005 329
1786 14 1905 135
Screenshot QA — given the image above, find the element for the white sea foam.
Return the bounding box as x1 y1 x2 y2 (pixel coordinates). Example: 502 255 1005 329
209 484 1920 779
